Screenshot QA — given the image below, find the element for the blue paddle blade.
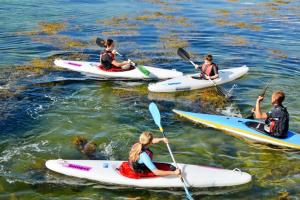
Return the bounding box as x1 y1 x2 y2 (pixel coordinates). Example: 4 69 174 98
149 102 163 132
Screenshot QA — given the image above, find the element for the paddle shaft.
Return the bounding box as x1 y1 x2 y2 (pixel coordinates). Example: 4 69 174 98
161 131 192 199
189 60 220 89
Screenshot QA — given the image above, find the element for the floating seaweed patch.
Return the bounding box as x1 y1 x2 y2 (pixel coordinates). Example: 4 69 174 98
57 36 90 49
159 33 189 51
215 19 262 31
224 34 249 46
38 22 66 35
267 49 288 59
216 9 231 16
227 0 238 2
101 30 139 37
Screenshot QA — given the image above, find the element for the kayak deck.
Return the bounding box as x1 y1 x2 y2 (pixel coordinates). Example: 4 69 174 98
54 59 183 80
46 159 251 188
173 109 300 150
148 65 248 92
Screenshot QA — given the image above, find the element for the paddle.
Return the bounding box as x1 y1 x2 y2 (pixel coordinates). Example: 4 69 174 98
177 48 230 98
95 37 150 76
149 102 193 200
246 83 269 119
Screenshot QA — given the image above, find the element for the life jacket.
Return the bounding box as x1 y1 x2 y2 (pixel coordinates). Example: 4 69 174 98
99 50 116 70
265 105 289 138
201 63 218 77
118 162 175 179
129 143 153 174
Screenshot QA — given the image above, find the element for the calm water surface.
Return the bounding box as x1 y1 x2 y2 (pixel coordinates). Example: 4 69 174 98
0 0 300 199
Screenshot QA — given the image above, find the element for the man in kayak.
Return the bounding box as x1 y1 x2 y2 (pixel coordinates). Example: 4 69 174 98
252 91 289 138
99 39 133 70
195 54 219 80
128 131 181 177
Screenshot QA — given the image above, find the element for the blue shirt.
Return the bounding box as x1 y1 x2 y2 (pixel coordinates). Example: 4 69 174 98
138 152 157 171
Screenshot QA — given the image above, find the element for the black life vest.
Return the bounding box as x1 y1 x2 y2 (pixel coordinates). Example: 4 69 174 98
129 143 153 173
201 63 218 77
265 105 289 138
100 50 116 70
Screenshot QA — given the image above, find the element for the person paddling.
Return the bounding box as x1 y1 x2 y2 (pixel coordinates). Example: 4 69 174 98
195 54 219 80
252 91 289 138
128 131 181 176
99 39 133 70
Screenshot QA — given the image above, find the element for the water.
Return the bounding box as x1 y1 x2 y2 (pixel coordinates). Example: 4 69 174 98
1 0 300 199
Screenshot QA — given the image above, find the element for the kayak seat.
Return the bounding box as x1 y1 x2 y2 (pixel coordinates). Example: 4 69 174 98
118 161 175 179
245 121 289 139
98 65 135 72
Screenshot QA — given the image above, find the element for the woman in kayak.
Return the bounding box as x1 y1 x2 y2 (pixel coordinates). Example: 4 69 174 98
252 91 289 138
128 131 181 176
195 54 219 80
99 39 132 70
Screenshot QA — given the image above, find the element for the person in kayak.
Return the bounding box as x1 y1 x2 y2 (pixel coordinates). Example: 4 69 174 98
128 131 181 176
99 39 133 70
195 54 219 80
252 91 289 138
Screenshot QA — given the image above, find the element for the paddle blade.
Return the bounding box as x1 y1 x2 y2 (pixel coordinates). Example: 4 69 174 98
177 48 190 61
96 37 105 47
137 65 150 76
149 102 163 132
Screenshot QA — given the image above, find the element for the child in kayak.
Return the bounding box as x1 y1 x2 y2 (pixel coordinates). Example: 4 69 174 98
99 39 133 70
195 54 219 80
128 131 181 177
252 91 289 138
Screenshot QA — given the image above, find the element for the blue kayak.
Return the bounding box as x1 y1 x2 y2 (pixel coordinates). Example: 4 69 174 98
173 109 300 150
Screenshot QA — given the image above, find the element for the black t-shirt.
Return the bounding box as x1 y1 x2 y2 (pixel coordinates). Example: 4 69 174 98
100 51 114 69
265 105 289 138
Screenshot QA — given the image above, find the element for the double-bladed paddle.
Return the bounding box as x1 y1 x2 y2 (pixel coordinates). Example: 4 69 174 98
95 37 150 76
177 47 230 98
149 102 193 200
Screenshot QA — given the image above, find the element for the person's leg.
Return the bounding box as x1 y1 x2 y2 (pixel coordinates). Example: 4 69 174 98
121 64 131 70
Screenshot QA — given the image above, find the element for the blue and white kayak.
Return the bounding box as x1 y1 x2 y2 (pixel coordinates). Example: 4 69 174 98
173 109 300 150
46 159 251 188
54 59 183 80
148 65 248 92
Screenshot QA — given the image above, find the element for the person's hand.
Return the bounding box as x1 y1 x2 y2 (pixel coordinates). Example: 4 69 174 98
162 138 168 144
205 74 210 79
251 108 255 113
195 64 199 69
174 169 181 176
112 49 117 54
257 96 264 102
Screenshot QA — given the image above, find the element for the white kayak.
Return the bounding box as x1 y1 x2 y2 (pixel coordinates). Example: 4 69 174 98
45 159 251 188
54 59 183 80
148 65 249 92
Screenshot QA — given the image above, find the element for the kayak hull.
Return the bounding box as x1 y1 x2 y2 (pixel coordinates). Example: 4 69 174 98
148 65 248 92
173 109 300 150
54 59 183 80
45 159 251 188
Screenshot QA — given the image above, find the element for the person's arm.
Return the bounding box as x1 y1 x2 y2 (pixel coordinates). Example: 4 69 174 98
139 152 180 176
111 60 129 67
253 96 268 119
152 137 168 144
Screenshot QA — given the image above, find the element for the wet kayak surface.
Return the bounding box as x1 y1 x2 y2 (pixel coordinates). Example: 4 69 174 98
1 0 300 199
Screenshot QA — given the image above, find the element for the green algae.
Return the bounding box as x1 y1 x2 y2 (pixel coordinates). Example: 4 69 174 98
267 49 288 59
20 22 67 36
223 34 249 46
159 33 189 53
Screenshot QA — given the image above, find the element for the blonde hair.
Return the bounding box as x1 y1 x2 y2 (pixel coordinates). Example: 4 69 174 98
129 131 153 162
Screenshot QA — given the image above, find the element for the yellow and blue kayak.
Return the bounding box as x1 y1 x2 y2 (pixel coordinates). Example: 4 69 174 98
173 109 300 150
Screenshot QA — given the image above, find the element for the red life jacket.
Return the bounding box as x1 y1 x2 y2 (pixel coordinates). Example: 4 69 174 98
118 162 174 179
201 63 218 77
